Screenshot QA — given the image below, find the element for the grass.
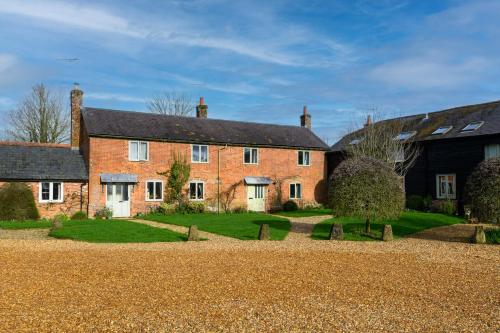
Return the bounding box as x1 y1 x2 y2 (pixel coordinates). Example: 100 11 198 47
0 220 53 229
273 208 332 217
485 228 500 245
144 213 291 240
49 219 186 243
312 211 464 241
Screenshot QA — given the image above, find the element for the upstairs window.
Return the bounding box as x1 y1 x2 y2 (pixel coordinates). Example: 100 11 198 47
39 182 63 203
244 147 259 164
298 151 311 166
290 183 302 199
394 131 416 141
485 144 500 160
129 141 148 161
432 126 453 135
461 121 484 132
146 181 163 201
189 181 204 200
436 174 456 199
192 144 209 163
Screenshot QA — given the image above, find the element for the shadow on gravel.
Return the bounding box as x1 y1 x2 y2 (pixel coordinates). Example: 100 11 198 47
405 224 475 243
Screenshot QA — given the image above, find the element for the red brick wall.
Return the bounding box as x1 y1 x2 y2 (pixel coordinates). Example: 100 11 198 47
87 137 327 216
0 181 88 219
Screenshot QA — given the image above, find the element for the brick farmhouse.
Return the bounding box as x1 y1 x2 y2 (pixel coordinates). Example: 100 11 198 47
0 86 328 218
1 86 498 219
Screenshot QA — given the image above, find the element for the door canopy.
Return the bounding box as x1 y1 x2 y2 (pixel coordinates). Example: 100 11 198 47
100 173 138 183
244 176 272 185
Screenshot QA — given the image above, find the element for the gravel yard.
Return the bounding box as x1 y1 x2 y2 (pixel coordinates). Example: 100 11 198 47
0 238 498 332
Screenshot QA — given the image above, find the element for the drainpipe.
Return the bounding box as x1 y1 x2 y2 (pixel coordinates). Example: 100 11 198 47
217 145 228 214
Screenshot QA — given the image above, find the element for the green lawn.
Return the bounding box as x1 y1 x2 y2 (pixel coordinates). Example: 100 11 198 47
0 220 53 229
485 228 500 245
49 219 186 243
312 211 464 241
274 208 332 218
144 213 291 240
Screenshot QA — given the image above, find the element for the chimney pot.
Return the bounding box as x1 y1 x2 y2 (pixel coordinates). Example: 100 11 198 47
300 106 312 129
364 115 373 127
196 96 208 118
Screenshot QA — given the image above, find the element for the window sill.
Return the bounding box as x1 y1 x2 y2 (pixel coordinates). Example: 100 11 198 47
189 199 205 202
39 200 64 204
191 161 209 164
145 199 163 202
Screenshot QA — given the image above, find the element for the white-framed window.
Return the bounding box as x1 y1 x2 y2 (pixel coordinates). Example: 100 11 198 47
289 183 302 199
189 181 204 200
436 174 456 199
191 144 209 163
129 141 149 161
298 150 311 166
244 147 259 164
461 121 484 132
394 131 417 141
254 185 265 199
39 182 64 203
146 180 163 201
485 144 500 160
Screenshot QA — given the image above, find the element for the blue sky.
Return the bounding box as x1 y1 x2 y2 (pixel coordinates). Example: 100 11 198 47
0 0 499 143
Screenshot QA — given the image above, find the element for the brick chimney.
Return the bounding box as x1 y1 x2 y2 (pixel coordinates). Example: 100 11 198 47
364 115 372 127
70 83 83 150
300 105 311 129
196 96 208 118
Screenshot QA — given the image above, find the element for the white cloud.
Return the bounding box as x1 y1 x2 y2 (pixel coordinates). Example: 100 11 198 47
86 93 146 103
0 54 17 72
162 72 261 95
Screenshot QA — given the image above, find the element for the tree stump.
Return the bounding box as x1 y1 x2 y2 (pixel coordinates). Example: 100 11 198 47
382 225 393 241
187 225 199 241
329 223 343 240
258 224 270 240
472 226 486 244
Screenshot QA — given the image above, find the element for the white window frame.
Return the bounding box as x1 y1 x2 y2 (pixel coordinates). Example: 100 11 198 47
39 182 64 203
436 174 456 199
128 140 149 161
191 144 209 163
485 144 500 160
289 183 302 199
297 150 311 166
461 121 484 132
243 147 259 165
145 180 163 202
189 181 205 201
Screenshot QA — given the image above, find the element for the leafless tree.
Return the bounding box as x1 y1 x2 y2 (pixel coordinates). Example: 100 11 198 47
146 91 195 116
7 83 69 143
345 113 420 176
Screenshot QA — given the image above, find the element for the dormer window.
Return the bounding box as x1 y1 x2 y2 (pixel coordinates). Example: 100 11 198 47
394 131 416 141
349 138 363 145
461 121 484 132
432 126 453 135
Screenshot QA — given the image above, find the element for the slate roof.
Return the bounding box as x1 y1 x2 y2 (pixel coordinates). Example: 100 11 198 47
0 144 88 181
331 100 500 152
82 107 329 150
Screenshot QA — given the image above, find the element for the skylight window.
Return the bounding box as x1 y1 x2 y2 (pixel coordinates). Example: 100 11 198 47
394 131 416 141
432 126 453 135
461 121 484 132
349 138 363 145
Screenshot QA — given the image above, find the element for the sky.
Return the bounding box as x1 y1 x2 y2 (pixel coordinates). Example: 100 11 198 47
0 0 499 144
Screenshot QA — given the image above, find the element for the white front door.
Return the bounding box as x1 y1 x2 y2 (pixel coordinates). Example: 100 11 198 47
247 185 266 212
106 183 131 217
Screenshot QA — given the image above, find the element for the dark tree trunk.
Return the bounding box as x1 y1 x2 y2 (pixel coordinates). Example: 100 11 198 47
365 218 371 233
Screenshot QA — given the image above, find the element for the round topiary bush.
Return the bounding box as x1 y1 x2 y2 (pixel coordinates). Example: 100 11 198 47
283 200 298 211
0 182 39 220
328 157 405 233
465 157 500 224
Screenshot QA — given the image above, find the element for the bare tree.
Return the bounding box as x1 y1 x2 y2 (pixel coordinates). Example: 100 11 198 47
7 83 69 143
346 113 420 176
147 92 195 116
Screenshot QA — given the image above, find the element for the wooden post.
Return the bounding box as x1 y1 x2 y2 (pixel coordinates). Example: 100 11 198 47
258 224 270 240
188 225 199 241
382 225 393 241
329 223 343 240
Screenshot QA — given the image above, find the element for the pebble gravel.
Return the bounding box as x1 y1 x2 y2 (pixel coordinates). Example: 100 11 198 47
0 235 498 332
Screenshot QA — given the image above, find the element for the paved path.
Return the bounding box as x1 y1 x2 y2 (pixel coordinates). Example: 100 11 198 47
275 215 332 242
130 218 239 242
